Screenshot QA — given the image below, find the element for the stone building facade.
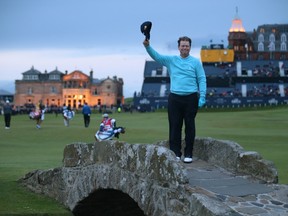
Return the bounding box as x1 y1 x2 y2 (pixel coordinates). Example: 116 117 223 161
14 66 124 109
228 9 288 60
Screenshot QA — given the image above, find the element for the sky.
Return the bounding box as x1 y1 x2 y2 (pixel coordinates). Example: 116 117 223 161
0 0 287 97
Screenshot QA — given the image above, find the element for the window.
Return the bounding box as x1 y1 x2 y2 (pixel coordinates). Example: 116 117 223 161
94 88 98 95
281 34 287 42
269 33 275 42
72 74 80 79
49 74 60 80
27 87 33 94
280 42 287 51
23 75 39 80
258 43 264 51
51 86 57 93
268 42 275 51
258 34 264 42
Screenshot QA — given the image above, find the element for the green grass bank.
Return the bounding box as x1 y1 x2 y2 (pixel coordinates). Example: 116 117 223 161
0 107 287 214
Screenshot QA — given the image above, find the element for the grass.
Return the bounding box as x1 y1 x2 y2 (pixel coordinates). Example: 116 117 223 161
0 107 287 214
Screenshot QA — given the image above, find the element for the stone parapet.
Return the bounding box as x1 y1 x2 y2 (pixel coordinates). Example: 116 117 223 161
157 137 278 183
63 141 188 185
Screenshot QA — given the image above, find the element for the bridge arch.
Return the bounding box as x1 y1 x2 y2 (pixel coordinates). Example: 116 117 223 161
72 188 145 216
61 141 189 215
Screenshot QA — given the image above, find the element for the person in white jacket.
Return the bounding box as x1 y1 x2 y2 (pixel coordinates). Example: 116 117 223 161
63 104 75 127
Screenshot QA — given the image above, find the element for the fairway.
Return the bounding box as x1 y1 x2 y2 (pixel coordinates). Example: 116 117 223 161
0 107 287 214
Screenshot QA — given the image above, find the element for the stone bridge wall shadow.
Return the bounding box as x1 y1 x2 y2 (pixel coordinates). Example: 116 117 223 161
19 137 278 216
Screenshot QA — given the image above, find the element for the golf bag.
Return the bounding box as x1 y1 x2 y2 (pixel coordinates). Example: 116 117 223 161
29 111 41 120
95 126 125 141
63 109 75 120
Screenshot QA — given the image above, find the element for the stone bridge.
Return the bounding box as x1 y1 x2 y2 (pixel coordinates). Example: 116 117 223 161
19 137 281 216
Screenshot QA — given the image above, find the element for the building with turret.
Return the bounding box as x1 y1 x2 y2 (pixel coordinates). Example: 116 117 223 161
14 67 124 110
228 7 288 61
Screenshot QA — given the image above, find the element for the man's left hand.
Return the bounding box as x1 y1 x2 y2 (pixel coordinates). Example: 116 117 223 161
198 97 206 108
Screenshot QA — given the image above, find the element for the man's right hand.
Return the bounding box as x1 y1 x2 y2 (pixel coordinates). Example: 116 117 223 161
143 39 150 47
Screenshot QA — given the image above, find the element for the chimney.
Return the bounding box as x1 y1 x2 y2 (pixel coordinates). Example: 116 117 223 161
90 70 93 82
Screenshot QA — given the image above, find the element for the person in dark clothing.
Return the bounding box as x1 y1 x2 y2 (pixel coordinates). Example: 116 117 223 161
3 100 12 129
82 102 91 127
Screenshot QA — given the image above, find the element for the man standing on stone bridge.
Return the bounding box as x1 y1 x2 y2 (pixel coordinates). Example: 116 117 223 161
142 27 206 163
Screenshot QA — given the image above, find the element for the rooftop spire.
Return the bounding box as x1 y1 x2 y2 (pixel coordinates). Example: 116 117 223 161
229 6 245 33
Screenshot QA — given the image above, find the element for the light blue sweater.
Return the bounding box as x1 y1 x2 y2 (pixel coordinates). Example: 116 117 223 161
145 45 206 98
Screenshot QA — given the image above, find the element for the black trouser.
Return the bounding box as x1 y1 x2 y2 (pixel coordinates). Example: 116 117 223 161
4 114 11 127
83 114 90 127
168 93 198 158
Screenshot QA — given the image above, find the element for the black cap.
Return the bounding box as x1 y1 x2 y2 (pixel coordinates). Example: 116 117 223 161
140 21 152 40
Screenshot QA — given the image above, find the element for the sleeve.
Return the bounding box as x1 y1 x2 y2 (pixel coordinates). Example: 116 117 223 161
145 46 171 66
196 60 207 98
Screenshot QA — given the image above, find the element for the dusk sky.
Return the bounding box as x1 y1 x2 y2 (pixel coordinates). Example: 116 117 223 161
0 0 287 97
